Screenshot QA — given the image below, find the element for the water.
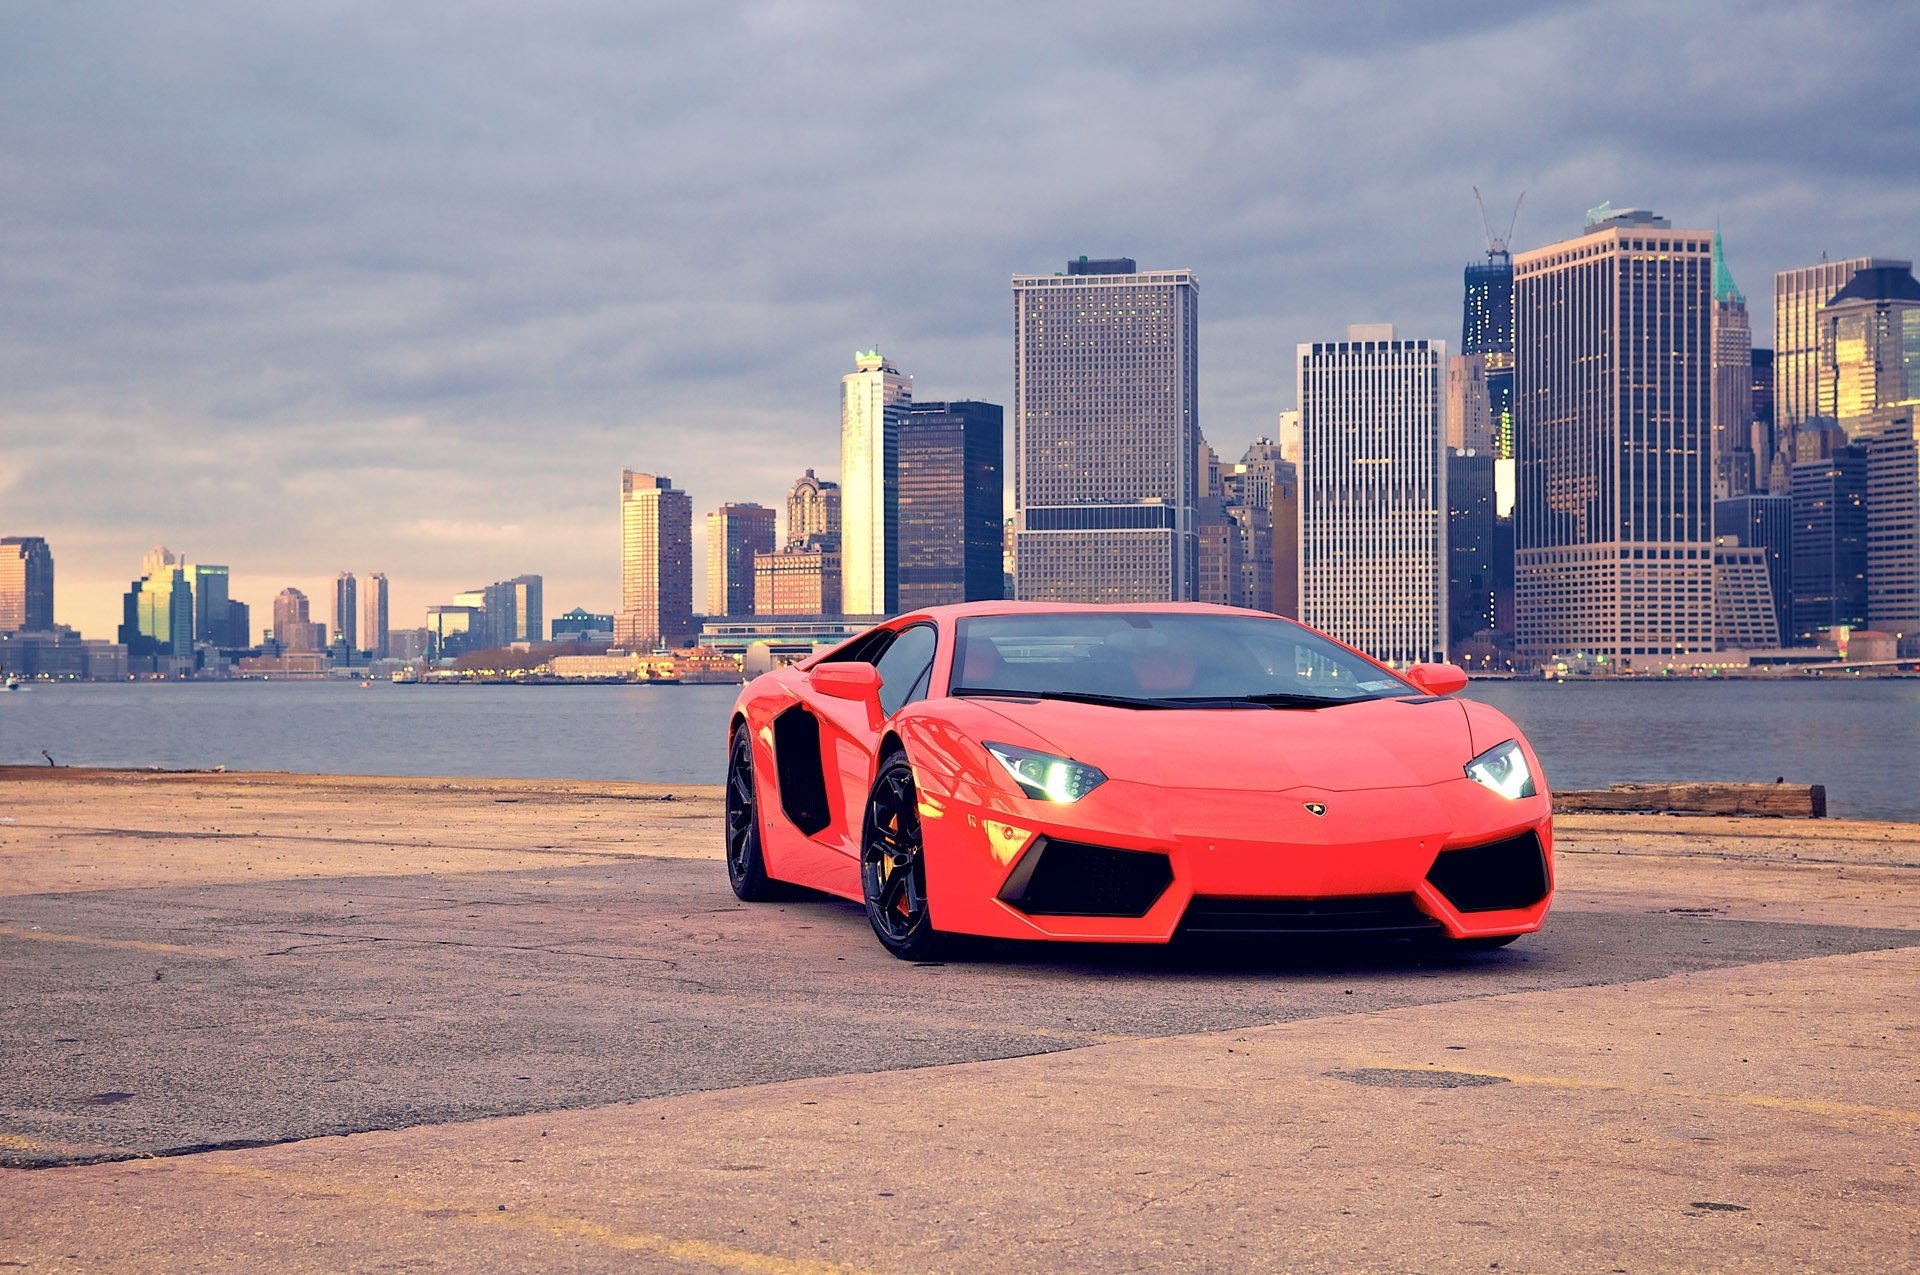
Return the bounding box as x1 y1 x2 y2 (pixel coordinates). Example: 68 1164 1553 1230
2 678 1916 821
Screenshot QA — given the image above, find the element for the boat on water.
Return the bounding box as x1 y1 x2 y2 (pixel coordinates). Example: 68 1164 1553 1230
3 674 19 691
391 667 420 684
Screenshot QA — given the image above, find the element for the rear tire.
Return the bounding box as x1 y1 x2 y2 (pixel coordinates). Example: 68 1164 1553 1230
860 750 953 960
725 725 781 902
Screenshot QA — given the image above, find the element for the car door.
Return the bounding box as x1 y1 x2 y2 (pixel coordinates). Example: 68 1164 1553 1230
809 623 940 860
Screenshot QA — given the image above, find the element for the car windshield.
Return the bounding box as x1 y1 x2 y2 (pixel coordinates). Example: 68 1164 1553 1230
950 612 1418 706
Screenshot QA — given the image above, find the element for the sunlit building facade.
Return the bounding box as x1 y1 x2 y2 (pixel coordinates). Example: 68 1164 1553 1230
1299 325 1448 664
1815 265 1920 436
617 470 693 650
1013 258 1199 602
785 469 840 548
840 351 911 616
1774 256 1910 438
363 572 389 658
754 546 842 617
1711 229 1755 498
185 563 229 648
706 503 776 618
1514 209 1715 664
272 586 315 652
119 547 193 661
0 536 54 633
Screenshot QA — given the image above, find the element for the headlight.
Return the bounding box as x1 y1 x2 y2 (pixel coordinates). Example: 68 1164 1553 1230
984 742 1107 803
1464 739 1536 800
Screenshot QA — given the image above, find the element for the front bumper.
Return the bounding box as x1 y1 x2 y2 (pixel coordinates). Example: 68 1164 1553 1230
915 772 1554 943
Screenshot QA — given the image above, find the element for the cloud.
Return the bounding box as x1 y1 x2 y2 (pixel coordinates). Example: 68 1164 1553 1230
1 0 1916 638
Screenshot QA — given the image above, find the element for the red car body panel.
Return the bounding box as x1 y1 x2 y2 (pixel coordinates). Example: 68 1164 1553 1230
729 602 1553 944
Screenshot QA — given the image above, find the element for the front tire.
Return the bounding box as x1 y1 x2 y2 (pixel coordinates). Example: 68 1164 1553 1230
725 725 780 901
860 750 951 960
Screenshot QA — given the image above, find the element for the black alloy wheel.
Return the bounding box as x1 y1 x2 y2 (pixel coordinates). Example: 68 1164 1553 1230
725 725 779 901
861 750 950 959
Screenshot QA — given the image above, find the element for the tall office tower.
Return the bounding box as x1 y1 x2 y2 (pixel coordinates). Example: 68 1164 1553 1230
363 573 389 658
1775 256 1912 435
1513 208 1715 664
424 604 481 659
706 504 776 617
1712 540 1781 649
1711 229 1755 498
184 564 229 646
0 536 54 632
481 575 544 646
1714 495 1793 644
897 400 1005 608
1271 459 1300 618
1750 349 1776 490
333 573 358 653
840 350 911 615
1447 355 1495 453
1298 325 1448 663
1216 440 1280 613
1866 412 1919 637
1790 447 1869 642
1461 246 1516 460
1013 257 1199 602
1815 264 1920 435
617 470 693 650
1448 451 1498 651
226 599 252 648
754 547 842 616
119 548 193 660
785 469 841 548
273 587 314 651
1194 442 1234 608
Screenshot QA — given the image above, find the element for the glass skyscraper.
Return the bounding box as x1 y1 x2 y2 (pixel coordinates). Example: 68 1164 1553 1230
897 400 1005 609
0 536 54 633
1514 209 1714 664
706 504 776 618
840 351 910 616
1012 257 1199 602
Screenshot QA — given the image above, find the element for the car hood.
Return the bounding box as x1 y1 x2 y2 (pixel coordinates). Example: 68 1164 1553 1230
966 695 1475 793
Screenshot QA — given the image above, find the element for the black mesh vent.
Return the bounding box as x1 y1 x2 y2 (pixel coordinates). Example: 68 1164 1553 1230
1426 831 1549 913
998 838 1173 918
771 706 830 837
1180 894 1440 937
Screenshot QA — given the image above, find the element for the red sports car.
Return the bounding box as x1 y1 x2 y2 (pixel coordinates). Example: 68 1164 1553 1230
725 602 1552 959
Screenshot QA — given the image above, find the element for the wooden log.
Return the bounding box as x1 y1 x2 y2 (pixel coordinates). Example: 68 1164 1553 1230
1554 782 1826 818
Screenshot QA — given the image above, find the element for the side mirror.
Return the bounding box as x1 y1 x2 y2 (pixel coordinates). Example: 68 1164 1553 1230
812 662 882 701
1405 662 1469 696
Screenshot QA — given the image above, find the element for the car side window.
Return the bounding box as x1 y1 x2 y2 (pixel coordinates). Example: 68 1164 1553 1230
872 625 937 718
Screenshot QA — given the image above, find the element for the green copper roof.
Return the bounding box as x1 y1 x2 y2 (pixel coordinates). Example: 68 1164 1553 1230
1712 225 1745 305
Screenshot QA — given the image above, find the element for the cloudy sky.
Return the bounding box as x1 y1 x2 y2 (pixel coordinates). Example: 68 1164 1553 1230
5 0 1917 640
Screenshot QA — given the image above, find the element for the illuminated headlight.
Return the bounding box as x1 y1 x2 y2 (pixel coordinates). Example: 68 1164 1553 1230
1464 739 1536 800
984 742 1107 803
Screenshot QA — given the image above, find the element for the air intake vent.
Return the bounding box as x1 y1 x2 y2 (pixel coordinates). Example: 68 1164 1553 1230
1426 831 1549 913
997 838 1172 918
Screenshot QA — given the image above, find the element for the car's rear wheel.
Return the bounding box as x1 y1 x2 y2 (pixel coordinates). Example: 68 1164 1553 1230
861 750 951 960
725 725 780 901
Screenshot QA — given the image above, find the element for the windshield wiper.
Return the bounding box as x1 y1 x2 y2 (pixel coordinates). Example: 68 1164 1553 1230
1163 691 1373 709
951 687 1179 711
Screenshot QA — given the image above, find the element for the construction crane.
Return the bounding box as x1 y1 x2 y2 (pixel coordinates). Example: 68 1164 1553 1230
1472 187 1526 258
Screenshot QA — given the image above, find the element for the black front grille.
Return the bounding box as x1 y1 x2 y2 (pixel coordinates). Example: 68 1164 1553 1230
997 838 1173 918
1426 831 1550 913
1180 894 1440 937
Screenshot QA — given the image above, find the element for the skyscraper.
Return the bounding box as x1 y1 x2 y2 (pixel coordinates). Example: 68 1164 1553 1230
1711 228 1755 497
363 573 390 658
184 563 229 647
1012 257 1199 602
1514 208 1714 664
840 350 911 615
120 547 193 661
478 575 543 647
1461 247 1516 460
333 573 358 654
1713 495 1793 645
1774 256 1911 437
1750 349 1776 490
617 470 693 650
1790 447 1869 641
1298 325 1448 664
1448 451 1499 650
1815 264 1920 435
273 587 314 651
706 503 776 617
0 536 53 633
785 469 840 548
897 400 1005 608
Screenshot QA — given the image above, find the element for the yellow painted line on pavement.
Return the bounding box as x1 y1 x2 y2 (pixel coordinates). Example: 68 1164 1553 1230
0 925 225 957
1349 1059 1920 1126
187 1162 872 1274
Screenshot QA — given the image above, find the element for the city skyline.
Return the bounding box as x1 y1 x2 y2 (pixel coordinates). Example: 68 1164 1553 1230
7 4 1916 639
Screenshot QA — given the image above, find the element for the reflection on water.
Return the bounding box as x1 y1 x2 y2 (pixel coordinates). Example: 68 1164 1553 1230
2 677 1916 821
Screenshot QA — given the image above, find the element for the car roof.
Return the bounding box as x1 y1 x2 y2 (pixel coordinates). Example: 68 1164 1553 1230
895 600 1277 623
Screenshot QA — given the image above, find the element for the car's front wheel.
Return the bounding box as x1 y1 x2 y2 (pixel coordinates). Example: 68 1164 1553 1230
861 750 952 960
725 725 781 901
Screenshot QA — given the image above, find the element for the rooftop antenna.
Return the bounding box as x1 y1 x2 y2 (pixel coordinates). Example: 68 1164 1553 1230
1474 187 1526 258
